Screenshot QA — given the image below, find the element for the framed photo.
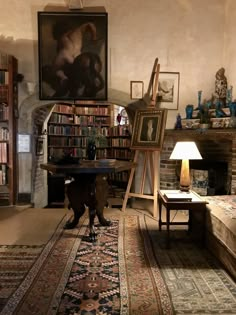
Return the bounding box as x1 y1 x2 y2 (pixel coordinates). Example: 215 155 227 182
131 109 168 150
17 134 31 153
157 72 180 110
38 10 108 101
130 81 144 99
36 138 44 156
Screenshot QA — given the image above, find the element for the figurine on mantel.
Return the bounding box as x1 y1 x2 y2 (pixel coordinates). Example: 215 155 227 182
215 67 227 106
175 113 182 129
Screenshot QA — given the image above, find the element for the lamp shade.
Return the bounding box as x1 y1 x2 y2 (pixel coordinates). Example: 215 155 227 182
169 141 202 160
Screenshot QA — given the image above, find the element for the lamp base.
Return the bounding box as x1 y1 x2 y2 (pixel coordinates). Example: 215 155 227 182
179 185 190 192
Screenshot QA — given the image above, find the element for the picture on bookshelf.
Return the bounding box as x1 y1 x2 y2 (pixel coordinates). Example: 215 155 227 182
38 11 108 101
131 109 168 150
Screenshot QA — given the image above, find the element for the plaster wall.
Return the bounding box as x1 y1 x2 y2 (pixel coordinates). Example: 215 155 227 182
0 0 235 206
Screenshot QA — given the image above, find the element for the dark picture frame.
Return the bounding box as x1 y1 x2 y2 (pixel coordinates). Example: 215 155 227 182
36 137 44 155
131 109 168 150
38 10 108 101
157 72 180 110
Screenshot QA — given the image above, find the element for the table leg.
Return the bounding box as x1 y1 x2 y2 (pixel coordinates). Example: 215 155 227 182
158 197 162 231
188 209 192 233
65 174 111 242
166 207 170 249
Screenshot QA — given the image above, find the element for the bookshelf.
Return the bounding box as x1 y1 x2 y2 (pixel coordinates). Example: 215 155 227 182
47 101 112 206
0 53 18 205
107 123 133 189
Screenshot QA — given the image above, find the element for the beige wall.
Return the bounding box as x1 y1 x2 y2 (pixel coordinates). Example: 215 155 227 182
0 0 235 203
0 0 233 126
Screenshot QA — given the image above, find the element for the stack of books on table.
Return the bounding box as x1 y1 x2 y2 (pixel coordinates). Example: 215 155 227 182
164 192 192 202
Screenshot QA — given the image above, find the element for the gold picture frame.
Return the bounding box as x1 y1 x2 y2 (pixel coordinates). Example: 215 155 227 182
131 109 168 150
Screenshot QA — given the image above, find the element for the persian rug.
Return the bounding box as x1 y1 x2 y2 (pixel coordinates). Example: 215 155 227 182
0 215 173 315
1 214 236 314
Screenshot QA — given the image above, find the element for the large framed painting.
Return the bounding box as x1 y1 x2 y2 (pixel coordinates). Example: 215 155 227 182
131 109 168 151
38 10 108 101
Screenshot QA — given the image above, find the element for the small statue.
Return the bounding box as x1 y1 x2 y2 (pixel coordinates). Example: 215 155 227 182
215 67 227 106
197 91 202 109
175 113 182 129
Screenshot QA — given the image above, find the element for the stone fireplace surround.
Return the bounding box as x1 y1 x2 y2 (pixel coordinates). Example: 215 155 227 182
160 129 236 195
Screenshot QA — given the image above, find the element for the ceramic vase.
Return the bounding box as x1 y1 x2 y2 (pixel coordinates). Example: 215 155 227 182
87 143 96 160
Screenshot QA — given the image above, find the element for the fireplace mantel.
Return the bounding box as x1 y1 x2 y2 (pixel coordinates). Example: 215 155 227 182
164 128 236 140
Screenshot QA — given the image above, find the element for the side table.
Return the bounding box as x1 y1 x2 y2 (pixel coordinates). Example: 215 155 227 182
158 190 208 248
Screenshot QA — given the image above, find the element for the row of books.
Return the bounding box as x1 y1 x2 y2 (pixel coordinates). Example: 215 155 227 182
49 136 108 148
0 52 9 69
75 106 109 116
0 164 7 185
110 138 131 147
107 148 133 159
109 125 131 136
0 142 7 163
74 115 110 125
49 113 110 126
49 113 73 124
53 104 110 116
109 171 129 183
48 126 109 137
0 86 8 102
48 147 108 160
0 104 9 120
0 70 9 84
0 127 9 140
54 103 73 114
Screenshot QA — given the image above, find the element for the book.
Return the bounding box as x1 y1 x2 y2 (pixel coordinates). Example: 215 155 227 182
164 192 192 202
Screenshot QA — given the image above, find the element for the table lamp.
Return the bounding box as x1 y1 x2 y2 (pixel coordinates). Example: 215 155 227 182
169 141 202 192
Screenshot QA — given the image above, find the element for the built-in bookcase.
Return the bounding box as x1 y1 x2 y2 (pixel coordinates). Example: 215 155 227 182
108 124 132 160
107 123 133 188
47 102 111 161
0 53 18 205
46 103 133 206
47 102 112 206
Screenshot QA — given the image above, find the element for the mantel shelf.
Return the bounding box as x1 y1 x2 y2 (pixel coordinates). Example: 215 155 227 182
165 128 236 140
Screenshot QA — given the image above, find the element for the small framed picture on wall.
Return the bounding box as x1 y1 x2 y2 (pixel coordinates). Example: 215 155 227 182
157 72 180 110
130 81 144 100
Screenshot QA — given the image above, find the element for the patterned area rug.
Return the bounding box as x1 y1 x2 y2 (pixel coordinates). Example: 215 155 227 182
1 214 236 314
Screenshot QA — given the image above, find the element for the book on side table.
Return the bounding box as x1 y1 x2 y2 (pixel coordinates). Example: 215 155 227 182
163 191 192 202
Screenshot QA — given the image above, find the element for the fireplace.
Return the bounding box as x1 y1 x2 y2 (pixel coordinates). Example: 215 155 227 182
160 129 236 195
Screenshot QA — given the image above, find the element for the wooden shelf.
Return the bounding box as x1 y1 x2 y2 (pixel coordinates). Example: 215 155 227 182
0 54 17 205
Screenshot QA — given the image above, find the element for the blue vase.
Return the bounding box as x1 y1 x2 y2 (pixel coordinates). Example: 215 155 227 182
185 104 194 119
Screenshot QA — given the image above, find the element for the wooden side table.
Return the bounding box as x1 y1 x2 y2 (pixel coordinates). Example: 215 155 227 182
158 190 208 248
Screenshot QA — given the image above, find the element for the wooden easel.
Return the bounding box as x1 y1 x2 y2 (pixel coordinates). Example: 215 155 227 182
122 58 161 218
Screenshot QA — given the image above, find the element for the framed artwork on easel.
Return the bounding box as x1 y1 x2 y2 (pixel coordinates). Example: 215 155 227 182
131 108 168 150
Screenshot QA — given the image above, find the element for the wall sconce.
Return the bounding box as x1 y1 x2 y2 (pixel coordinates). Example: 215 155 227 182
169 141 202 192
